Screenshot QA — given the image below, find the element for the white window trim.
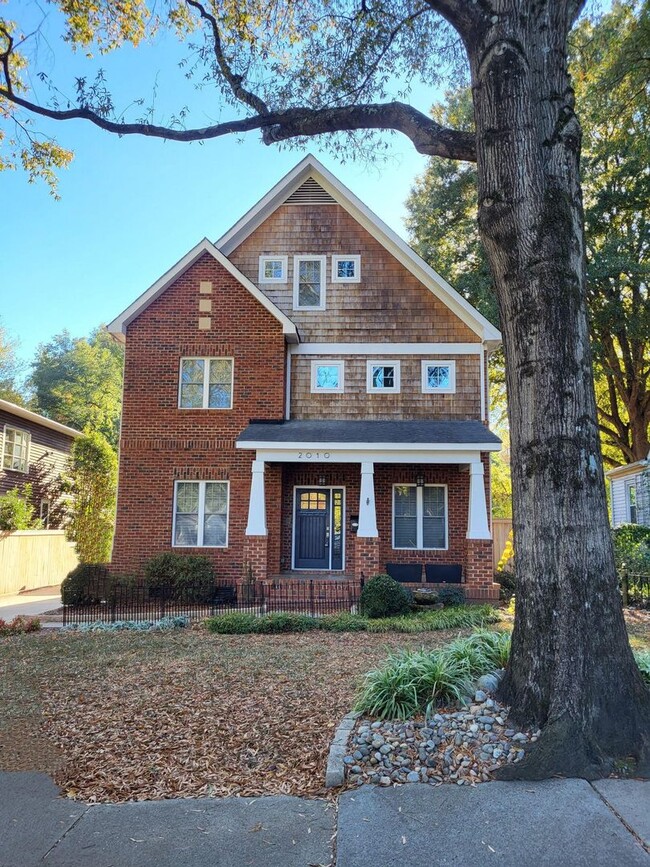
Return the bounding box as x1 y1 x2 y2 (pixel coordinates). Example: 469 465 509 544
293 255 327 310
366 360 401 394
258 255 288 284
311 360 345 393
172 480 230 548
625 480 638 523
332 254 361 283
178 357 234 410
2 424 31 474
421 360 457 394
392 483 448 551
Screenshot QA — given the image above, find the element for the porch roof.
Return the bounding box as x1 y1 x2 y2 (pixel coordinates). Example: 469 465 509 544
236 419 501 449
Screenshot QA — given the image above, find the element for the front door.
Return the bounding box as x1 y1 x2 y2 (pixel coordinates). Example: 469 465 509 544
294 488 344 570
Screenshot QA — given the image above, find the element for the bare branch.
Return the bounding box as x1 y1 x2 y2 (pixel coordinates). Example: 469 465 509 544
0 87 476 160
184 0 269 116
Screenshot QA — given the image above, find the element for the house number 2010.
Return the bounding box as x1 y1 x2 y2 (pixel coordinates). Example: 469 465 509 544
297 452 331 460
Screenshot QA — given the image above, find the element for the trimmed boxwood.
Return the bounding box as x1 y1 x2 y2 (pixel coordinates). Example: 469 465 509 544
437 585 466 607
359 574 412 618
143 552 215 603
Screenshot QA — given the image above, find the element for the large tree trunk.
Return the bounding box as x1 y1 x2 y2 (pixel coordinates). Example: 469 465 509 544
466 2 650 778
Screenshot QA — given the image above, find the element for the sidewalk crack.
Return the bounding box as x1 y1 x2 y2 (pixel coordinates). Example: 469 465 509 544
41 805 92 862
588 782 649 855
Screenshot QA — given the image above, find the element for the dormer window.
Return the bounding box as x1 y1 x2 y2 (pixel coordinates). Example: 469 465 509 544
332 255 361 283
294 256 326 310
259 255 288 284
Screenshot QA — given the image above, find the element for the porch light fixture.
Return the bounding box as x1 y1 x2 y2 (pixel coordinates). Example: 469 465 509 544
416 474 425 488
350 515 359 533
318 475 327 487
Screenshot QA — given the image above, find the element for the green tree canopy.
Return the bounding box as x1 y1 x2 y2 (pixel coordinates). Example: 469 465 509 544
0 318 26 404
30 327 124 449
405 0 650 467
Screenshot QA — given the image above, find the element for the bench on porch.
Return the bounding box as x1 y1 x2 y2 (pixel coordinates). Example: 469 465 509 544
385 563 463 584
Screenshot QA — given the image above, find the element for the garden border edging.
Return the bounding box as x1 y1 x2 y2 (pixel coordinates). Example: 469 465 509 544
325 712 360 788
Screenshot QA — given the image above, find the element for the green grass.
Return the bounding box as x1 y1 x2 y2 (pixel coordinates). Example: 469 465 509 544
204 604 500 635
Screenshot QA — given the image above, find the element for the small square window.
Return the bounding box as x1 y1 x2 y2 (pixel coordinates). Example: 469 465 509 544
367 360 400 393
332 255 361 283
294 256 327 309
259 255 288 284
421 360 456 393
311 360 344 393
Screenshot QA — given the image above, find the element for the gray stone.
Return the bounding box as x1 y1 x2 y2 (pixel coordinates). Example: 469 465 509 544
478 715 495 724
406 772 420 783
379 776 391 787
476 673 500 693
474 689 487 702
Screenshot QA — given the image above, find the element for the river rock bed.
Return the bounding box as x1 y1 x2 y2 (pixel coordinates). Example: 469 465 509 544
345 695 539 787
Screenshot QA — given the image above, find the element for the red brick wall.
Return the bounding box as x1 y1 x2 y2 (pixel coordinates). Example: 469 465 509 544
111 252 286 579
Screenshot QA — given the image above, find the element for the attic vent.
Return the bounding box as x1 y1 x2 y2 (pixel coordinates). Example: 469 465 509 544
284 178 336 205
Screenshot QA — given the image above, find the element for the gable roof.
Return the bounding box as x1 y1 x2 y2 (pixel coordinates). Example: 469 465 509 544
605 454 650 480
0 399 82 439
217 155 501 346
107 238 299 343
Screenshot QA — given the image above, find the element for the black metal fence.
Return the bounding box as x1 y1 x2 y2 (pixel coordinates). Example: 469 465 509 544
62 575 363 625
621 573 650 608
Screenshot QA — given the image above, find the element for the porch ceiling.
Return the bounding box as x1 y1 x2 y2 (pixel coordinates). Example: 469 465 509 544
236 419 501 450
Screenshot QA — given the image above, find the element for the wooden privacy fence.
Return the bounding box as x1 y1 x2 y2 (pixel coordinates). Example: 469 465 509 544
492 518 513 571
0 530 78 596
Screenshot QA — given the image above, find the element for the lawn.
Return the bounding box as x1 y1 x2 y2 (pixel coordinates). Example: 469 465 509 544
0 610 646 804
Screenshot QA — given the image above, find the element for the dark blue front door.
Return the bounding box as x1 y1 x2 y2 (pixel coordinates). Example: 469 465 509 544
295 489 330 569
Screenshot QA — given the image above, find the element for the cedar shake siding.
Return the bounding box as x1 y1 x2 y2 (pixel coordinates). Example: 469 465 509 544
228 204 481 344
111 253 286 578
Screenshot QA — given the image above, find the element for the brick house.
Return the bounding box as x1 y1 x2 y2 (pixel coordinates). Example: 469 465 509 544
108 156 502 601
1 398 81 527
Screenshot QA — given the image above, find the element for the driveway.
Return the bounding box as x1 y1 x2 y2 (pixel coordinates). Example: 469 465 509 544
0 586 61 622
0 772 647 867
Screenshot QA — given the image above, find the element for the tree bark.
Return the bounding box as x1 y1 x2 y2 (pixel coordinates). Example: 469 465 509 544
465 1 650 778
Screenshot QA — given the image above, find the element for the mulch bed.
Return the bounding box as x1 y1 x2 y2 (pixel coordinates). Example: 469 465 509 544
0 628 459 803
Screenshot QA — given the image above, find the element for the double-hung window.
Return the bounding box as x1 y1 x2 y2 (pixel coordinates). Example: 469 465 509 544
173 480 229 547
422 360 456 394
179 358 233 409
393 484 447 550
626 481 638 524
2 426 30 473
367 361 400 393
294 256 327 310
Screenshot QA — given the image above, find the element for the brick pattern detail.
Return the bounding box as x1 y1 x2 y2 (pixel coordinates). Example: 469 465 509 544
242 535 268 582
228 204 481 344
291 354 481 420
354 536 380 581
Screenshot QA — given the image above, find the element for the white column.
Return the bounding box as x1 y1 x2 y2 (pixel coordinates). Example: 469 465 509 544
357 461 378 537
245 460 267 536
467 460 491 539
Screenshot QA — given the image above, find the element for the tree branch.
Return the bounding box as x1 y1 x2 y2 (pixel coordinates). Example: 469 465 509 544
0 88 477 160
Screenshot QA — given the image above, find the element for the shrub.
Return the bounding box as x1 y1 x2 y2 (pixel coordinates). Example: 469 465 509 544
496 569 516 602
205 613 259 634
0 485 42 531
359 574 411 618
254 612 319 633
143 552 214 603
437 586 466 607
613 525 650 574
61 563 111 606
0 616 41 635
319 612 370 632
64 616 190 632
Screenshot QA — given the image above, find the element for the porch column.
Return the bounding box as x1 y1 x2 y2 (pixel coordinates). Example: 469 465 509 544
245 460 267 536
467 460 491 539
357 461 378 537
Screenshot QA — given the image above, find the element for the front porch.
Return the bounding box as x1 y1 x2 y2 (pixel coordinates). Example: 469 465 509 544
237 420 502 602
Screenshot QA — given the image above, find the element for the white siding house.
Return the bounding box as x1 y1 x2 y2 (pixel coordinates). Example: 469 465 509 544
606 454 650 528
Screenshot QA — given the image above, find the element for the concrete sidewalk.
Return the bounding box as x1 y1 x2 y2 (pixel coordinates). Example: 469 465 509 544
0 586 61 622
0 772 647 867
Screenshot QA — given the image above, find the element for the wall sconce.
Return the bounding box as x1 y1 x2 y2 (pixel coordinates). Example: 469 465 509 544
416 474 425 487
318 475 327 487
350 515 359 533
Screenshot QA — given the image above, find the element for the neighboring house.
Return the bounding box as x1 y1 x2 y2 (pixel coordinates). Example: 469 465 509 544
606 455 650 528
0 399 81 527
107 156 502 601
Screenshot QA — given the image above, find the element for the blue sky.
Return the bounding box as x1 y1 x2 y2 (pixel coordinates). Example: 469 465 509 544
2 3 444 368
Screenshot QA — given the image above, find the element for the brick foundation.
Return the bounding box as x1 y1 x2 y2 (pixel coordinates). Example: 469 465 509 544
465 538 499 602
354 536 380 581
242 535 268 582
